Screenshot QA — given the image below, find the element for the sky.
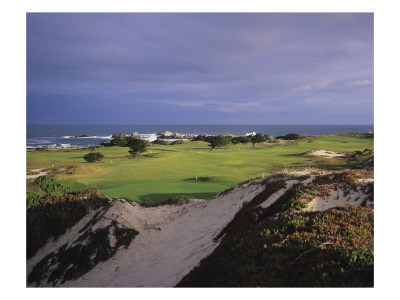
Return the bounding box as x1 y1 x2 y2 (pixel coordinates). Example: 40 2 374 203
26 13 374 125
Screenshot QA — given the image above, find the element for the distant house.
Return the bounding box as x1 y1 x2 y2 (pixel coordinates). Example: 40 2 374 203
138 133 158 142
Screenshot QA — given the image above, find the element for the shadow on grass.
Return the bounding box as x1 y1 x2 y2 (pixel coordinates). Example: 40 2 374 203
149 148 175 152
277 151 309 157
183 177 216 182
184 147 214 150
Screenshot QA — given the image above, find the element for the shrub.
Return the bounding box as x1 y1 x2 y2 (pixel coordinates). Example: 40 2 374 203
192 135 207 142
152 140 169 145
171 140 185 145
231 136 251 144
101 136 132 147
100 140 111 147
173 195 189 204
110 136 128 147
83 152 104 163
27 191 43 209
33 175 71 195
277 133 301 140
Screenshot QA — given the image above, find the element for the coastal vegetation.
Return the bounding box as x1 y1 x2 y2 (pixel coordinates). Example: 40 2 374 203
26 134 373 203
250 133 268 148
206 135 231 151
276 133 301 140
26 176 110 258
170 139 186 145
177 205 373 287
231 136 251 144
83 152 104 163
177 170 374 287
27 189 138 285
127 137 148 158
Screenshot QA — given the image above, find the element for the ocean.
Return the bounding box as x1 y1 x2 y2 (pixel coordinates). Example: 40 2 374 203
26 124 374 148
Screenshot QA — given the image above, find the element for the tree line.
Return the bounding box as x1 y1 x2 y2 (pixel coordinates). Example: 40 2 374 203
84 133 301 162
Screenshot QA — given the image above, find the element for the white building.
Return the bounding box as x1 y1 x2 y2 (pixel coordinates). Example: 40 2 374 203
138 133 158 142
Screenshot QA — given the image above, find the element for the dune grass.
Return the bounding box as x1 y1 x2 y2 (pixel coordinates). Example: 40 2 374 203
26 135 373 202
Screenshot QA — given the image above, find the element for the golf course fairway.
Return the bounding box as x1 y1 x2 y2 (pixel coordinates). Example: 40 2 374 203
26 135 373 202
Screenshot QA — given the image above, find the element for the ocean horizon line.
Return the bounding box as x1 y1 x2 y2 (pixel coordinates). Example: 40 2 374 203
27 123 374 126
27 124 374 148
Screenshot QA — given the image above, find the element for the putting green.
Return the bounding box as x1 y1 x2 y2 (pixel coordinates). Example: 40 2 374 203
26 135 373 202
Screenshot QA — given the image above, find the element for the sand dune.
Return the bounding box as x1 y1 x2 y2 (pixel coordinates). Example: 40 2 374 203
27 170 373 287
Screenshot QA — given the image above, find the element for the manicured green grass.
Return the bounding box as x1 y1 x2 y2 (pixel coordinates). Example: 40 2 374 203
26 135 373 202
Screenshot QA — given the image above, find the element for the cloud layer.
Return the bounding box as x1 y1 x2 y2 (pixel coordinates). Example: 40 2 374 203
27 13 373 124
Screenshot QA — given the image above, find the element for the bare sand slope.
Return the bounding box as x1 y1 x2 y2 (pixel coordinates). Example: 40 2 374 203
304 178 374 211
46 181 265 287
26 168 49 180
256 172 373 213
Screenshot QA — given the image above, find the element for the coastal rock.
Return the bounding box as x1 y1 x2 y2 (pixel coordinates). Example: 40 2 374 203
183 134 198 139
112 133 126 138
174 133 183 138
75 134 92 138
163 131 173 137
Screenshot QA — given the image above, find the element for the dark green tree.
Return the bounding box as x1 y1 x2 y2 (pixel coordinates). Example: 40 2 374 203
83 152 104 162
110 136 128 147
126 137 147 158
192 135 207 142
282 133 301 140
231 136 251 145
206 135 231 151
250 133 267 149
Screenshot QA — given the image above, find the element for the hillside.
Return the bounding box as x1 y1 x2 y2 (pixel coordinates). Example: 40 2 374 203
27 168 373 287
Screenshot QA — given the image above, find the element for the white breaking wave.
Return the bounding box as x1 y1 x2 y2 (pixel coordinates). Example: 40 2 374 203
91 135 112 139
68 135 113 139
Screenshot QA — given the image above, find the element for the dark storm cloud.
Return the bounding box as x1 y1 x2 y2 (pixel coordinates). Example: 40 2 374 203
27 13 373 124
